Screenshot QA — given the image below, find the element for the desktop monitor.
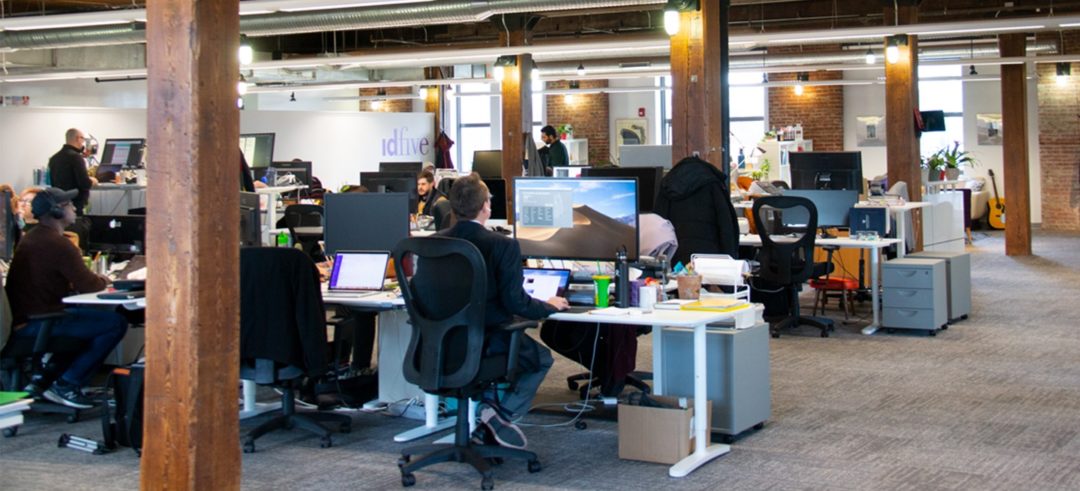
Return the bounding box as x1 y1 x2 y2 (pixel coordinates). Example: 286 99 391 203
513 177 639 261
101 139 146 168
780 189 860 229
472 150 503 178
359 172 419 214
270 161 312 187
324 193 410 256
239 191 260 247
0 189 15 261
581 166 663 213
552 166 585 178
482 178 508 220
789 152 864 191
87 215 146 253
379 162 423 174
240 133 275 168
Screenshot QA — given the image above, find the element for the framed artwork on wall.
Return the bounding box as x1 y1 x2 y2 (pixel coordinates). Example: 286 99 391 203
977 113 1003 145
856 115 885 147
614 118 648 161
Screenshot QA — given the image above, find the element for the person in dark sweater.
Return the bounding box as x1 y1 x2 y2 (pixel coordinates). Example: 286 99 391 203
47 129 94 217
434 173 568 449
540 125 569 168
6 187 128 409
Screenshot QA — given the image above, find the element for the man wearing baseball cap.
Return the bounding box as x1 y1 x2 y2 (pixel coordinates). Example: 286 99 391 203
5 187 128 409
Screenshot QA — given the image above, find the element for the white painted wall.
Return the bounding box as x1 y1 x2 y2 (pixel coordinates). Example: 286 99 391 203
607 77 662 165
842 68 1042 222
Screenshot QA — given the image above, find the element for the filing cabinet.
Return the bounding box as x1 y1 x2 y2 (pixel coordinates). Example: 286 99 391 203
882 258 948 334
908 251 971 323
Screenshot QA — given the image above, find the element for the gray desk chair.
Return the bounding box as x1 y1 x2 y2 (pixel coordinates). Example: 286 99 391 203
393 237 541 490
239 247 352 453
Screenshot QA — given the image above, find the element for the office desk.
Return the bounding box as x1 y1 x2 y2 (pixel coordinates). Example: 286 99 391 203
90 184 146 215
739 235 900 335
257 185 306 245
549 307 758 478
320 291 456 442
63 292 147 368
63 291 146 310
855 201 931 258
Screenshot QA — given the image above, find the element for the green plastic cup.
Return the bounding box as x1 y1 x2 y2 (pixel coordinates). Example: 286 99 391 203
593 275 611 308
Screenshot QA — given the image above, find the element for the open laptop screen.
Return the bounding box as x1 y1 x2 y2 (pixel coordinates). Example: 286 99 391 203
330 251 389 291
521 268 571 301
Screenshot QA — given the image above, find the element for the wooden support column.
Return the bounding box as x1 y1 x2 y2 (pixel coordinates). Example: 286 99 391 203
999 33 1033 256
884 2 922 250
423 67 445 138
669 1 724 168
143 1 241 489
499 27 532 225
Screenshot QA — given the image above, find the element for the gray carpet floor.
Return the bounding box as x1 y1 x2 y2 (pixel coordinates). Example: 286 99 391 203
3 230 1080 490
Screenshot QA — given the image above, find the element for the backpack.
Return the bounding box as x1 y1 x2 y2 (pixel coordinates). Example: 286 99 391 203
102 362 144 455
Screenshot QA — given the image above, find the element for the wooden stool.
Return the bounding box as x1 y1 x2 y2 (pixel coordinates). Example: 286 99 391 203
809 277 858 321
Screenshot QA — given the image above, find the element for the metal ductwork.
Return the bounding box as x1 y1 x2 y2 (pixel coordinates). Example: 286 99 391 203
731 42 1059 69
0 0 666 51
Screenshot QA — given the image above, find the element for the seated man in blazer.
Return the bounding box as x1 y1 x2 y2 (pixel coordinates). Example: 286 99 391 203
438 173 568 449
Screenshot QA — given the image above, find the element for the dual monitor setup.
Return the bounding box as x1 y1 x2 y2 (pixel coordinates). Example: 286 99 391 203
771 151 868 232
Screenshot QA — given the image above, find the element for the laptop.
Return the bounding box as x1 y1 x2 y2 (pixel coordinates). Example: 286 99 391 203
324 250 390 297
522 268 571 301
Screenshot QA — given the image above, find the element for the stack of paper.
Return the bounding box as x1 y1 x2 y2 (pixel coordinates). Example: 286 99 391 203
679 298 750 313
0 392 33 429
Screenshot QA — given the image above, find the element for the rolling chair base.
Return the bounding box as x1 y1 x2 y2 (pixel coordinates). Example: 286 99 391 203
399 442 540 490
770 315 835 338
242 410 351 453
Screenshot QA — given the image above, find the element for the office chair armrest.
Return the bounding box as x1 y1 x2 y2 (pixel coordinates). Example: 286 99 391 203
27 313 68 354
498 321 537 383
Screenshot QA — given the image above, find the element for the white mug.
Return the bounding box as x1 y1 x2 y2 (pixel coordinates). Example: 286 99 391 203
639 286 657 313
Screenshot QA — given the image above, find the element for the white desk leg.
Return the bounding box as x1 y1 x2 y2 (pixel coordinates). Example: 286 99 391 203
669 323 730 478
861 247 882 335
434 398 478 444
651 324 663 395
393 393 456 442
239 379 282 420
896 210 907 258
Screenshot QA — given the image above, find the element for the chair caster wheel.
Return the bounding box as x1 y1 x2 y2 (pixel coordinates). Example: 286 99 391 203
771 332 780 339
574 420 587 430
401 473 416 487
820 330 829 338
3 426 17 437
718 434 735 444
320 436 333 448
928 330 937 337
528 459 542 473
243 441 255 453
397 456 410 468
481 476 494 490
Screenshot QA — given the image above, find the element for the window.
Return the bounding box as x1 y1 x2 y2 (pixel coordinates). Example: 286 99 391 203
452 83 497 172
658 73 766 158
918 65 964 159
531 84 545 147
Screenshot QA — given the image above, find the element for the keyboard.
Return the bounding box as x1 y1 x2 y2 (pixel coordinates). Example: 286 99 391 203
97 290 145 300
563 305 594 314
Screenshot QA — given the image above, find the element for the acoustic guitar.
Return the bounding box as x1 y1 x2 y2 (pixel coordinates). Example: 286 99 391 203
987 169 1005 230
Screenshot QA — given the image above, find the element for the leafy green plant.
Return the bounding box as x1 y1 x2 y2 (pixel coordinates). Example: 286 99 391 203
921 152 946 172
556 123 574 138
749 159 771 181
939 141 976 169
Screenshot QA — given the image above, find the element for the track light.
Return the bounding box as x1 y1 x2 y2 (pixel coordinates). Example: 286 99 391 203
576 63 586 77
237 74 249 96
663 0 699 36
969 65 978 76
493 55 517 83
239 36 253 66
886 35 908 64
289 91 296 102
418 87 428 100
1057 62 1072 85
237 97 245 109
761 73 769 84
865 48 876 65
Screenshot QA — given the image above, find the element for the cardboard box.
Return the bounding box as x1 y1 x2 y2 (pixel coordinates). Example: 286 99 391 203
618 396 711 465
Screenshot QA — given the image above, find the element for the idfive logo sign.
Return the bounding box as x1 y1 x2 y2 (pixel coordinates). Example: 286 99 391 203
381 127 431 158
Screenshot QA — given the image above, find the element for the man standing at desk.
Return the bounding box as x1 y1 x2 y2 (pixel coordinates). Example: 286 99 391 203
5 188 128 409
438 173 568 449
47 128 94 217
540 125 569 168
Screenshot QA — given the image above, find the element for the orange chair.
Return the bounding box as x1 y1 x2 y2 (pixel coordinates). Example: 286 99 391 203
809 276 858 321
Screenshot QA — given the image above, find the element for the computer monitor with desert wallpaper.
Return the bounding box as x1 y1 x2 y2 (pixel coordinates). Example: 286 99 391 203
512 177 639 261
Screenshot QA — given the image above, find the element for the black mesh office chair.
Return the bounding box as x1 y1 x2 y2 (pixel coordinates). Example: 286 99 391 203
393 237 541 490
0 288 85 437
752 196 835 338
239 247 351 453
282 204 324 260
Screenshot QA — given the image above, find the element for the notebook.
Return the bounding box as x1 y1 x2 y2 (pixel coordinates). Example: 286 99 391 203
326 250 390 295
521 268 571 302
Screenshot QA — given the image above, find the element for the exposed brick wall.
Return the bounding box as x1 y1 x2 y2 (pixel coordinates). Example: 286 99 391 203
767 71 844 151
1037 31 1080 231
358 86 413 112
545 80 610 165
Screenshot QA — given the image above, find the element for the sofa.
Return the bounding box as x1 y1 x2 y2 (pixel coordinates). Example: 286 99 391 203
964 176 991 223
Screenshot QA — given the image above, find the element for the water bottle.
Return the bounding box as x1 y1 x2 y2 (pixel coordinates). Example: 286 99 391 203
276 230 289 248
264 167 277 187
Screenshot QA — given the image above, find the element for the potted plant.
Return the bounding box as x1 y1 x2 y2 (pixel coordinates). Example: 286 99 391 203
556 123 573 140
921 151 945 182
749 159 771 181
939 141 976 180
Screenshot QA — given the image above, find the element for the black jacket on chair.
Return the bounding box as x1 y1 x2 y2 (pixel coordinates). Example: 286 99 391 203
654 156 739 266
240 247 327 376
